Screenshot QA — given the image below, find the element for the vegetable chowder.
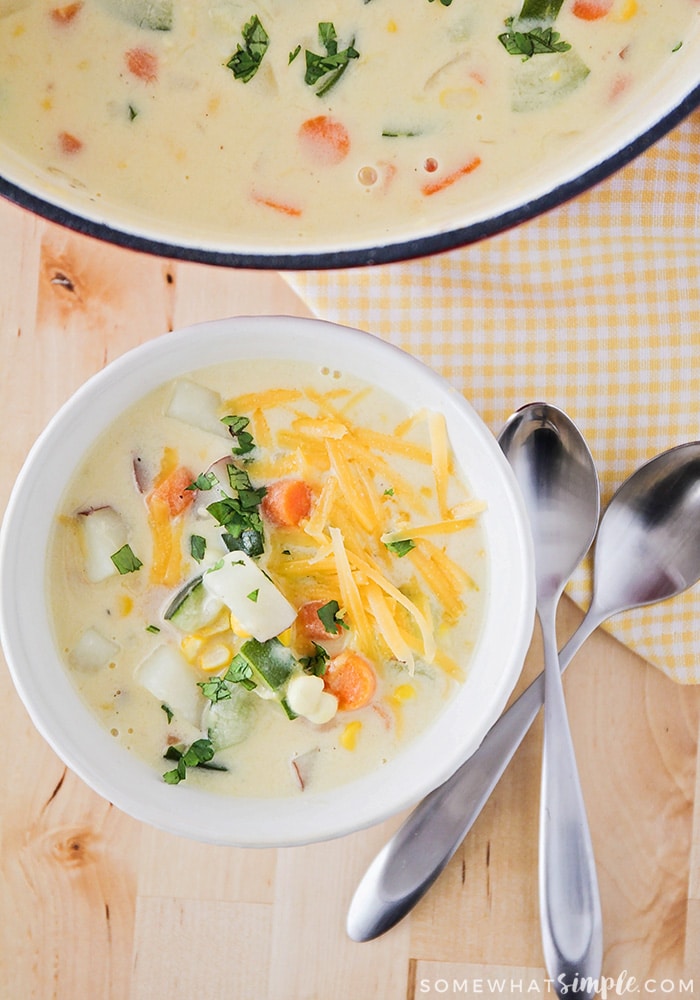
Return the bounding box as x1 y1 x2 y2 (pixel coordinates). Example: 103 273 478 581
0 0 697 249
48 359 488 797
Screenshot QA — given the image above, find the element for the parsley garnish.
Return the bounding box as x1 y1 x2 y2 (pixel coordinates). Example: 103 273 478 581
225 655 258 690
385 538 416 558
305 22 359 98
247 588 260 602
221 414 256 455
226 14 269 83
162 738 218 784
110 543 143 575
498 17 571 59
206 462 266 558
198 676 233 703
317 599 349 635
187 471 217 491
301 642 330 677
146 624 161 634
161 703 173 723
190 534 206 562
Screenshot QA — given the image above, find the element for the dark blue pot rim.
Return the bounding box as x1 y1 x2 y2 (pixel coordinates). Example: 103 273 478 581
2 82 699 272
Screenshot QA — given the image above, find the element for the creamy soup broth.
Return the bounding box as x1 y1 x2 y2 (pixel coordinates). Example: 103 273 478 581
0 0 697 247
48 359 487 797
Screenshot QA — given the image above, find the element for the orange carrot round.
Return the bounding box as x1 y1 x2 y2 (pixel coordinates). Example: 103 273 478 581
148 466 196 518
58 131 83 154
51 3 83 23
296 600 341 644
261 479 312 527
298 116 350 166
572 0 612 19
323 650 377 711
125 47 159 83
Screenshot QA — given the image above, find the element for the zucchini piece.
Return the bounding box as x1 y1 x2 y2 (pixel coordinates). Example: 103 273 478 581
204 686 257 750
98 0 173 31
232 637 296 693
512 50 589 112
164 575 224 633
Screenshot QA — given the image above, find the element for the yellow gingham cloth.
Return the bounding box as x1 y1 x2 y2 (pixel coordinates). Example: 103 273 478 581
284 108 700 685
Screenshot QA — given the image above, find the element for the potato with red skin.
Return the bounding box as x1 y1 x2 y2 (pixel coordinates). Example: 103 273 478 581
293 599 345 657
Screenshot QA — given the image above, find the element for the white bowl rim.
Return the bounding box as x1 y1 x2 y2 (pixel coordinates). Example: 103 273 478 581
0 316 536 846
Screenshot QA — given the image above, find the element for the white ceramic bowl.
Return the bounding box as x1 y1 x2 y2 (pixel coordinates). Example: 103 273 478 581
0 316 535 846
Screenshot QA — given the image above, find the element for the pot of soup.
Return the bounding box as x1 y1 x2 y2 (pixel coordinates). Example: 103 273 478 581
0 0 697 268
0 316 535 846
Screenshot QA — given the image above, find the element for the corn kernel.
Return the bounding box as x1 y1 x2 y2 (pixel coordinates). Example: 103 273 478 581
198 642 233 673
181 634 204 663
386 19 397 33
340 720 362 751
392 683 416 702
118 594 133 617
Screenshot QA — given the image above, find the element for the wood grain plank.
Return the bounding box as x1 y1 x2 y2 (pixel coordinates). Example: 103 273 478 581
267 826 413 1000
129 897 273 1000
137 829 277 905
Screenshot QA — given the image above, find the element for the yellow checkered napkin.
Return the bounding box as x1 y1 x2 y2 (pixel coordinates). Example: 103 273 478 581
284 109 700 684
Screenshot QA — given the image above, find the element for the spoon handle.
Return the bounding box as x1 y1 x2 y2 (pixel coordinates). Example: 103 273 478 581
539 603 603 998
346 609 604 943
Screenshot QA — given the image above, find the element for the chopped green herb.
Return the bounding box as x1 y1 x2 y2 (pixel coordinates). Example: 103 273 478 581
428 0 453 5
304 22 359 98
225 655 258 690
187 470 218 491
317 599 348 635
221 414 256 455
498 17 571 59
247 588 260 602
161 703 173 723
301 642 330 677
385 538 416 557
146 624 161 634
289 44 301 63
383 487 395 496
205 462 266 557
162 738 217 783
190 534 206 562
226 14 269 83
198 677 233 702
110 543 143 575
128 104 138 121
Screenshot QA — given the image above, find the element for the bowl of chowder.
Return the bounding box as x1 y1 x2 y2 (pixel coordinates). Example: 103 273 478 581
0 316 535 847
0 1 698 267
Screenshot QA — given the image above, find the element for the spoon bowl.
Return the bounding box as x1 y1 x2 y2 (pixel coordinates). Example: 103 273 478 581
347 436 700 948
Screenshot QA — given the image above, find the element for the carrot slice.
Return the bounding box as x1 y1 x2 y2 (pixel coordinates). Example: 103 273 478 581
296 600 342 644
262 479 312 527
421 156 481 196
323 650 377 711
572 0 613 19
252 193 303 217
148 466 196 518
51 3 83 23
58 131 83 154
298 116 350 165
125 47 159 83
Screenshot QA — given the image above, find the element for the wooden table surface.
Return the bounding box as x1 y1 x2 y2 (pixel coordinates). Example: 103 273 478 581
1 195 699 999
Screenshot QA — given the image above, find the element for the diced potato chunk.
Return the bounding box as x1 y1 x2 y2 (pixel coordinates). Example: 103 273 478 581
135 644 204 727
166 379 229 438
78 506 128 582
69 627 120 671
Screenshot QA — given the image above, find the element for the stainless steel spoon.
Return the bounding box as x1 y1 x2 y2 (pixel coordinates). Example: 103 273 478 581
347 435 700 947
499 404 602 996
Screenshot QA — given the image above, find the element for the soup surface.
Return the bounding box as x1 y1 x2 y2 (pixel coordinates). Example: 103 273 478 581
48 359 487 797
0 0 697 249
